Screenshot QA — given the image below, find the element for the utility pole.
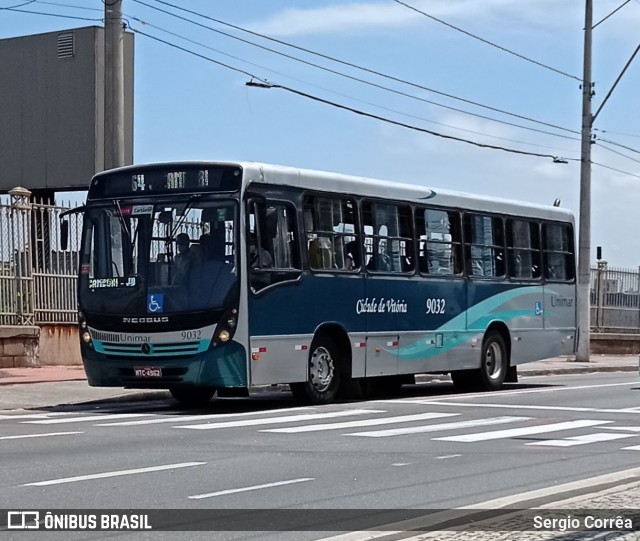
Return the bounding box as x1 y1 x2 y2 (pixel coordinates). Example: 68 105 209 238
576 0 593 362
104 0 125 170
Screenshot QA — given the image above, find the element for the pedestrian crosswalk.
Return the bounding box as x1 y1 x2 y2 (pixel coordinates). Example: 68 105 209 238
3 405 640 451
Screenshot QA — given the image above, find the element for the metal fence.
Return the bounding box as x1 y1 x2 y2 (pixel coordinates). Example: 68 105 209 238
1 189 640 333
590 261 640 334
0 188 82 326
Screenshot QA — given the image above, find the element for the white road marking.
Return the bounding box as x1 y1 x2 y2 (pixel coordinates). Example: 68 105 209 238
435 455 461 460
0 413 77 420
346 416 530 438
376 381 635 404
189 478 314 500
400 400 637 415
176 409 385 430
22 413 155 425
0 431 83 440
602 426 640 432
526 432 636 447
96 406 314 427
260 412 458 434
23 462 206 486
433 419 610 442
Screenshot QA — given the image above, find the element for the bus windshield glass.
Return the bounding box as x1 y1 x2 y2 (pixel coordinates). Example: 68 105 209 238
79 198 238 315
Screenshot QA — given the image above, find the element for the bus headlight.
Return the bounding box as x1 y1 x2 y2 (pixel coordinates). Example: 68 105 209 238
81 331 92 344
210 307 238 348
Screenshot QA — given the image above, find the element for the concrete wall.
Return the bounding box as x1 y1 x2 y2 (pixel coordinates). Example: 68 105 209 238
591 333 640 355
0 326 40 367
0 325 81 367
39 325 82 366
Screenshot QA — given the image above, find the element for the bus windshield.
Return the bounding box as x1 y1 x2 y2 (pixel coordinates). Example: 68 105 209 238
79 198 238 315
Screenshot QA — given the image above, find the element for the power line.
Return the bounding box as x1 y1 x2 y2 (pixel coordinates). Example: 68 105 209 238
392 0 582 82
598 137 640 156
135 0 580 136
592 161 640 179
130 24 575 164
3 5 101 20
131 14 578 153
592 0 632 28
597 142 640 165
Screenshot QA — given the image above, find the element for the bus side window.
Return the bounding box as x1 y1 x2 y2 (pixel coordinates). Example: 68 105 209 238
303 195 358 272
248 200 300 292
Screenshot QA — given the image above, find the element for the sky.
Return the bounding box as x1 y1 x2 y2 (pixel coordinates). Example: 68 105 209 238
1 0 639 266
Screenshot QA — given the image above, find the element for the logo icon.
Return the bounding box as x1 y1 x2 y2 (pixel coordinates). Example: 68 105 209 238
147 294 164 314
8 511 40 529
535 301 544 316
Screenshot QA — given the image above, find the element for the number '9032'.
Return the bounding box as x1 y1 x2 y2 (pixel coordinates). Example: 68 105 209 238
425 298 446 314
181 330 202 340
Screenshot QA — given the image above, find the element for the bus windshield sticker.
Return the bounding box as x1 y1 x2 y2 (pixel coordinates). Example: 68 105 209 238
147 294 164 314
132 205 154 216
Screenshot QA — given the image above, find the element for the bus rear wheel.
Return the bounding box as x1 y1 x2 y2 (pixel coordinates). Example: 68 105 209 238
478 331 508 391
451 331 508 392
290 337 341 404
170 386 216 407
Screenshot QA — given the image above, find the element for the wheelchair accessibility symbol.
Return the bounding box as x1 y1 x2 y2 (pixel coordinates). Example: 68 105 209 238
535 301 543 316
147 294 164 313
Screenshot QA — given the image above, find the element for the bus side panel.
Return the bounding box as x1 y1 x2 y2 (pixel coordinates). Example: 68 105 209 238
543 282 577 358
466 282 546 368
247 274 366 385
390 277 469 375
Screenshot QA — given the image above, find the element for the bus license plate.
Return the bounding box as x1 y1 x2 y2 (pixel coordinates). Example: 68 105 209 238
134 367 162 378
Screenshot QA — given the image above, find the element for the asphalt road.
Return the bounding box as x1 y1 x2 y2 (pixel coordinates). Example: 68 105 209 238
2 372 640 540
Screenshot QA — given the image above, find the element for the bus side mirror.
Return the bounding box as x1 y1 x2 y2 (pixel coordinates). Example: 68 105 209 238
158 210 173 224
60 220 69 251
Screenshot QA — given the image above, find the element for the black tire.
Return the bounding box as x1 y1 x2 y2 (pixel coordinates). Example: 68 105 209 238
290 336 341 405
477 331 508 391
169 386 216 407
451 331 509 392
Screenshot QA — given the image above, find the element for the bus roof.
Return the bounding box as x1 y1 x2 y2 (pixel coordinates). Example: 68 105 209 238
93 160 574 223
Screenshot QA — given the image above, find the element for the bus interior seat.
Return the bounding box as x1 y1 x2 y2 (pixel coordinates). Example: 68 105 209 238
308 237 334 269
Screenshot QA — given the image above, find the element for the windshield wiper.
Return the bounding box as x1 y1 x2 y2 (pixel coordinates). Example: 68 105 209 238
170 194 201 240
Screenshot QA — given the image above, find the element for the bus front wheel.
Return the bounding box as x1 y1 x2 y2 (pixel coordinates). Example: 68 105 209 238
290 337 341 404
170 386 216 407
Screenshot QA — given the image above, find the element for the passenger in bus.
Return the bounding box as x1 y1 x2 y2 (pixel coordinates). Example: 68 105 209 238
344 240 360 270
172 233 191 284
249 233 273 269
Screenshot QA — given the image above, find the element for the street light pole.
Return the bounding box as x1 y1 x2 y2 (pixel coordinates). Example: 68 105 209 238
576 0 593 361
104 0 125 170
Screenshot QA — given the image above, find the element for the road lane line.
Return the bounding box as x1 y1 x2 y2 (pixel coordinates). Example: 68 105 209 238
0 431 83 440
602 426 640 432
176 409 386 430
433 419 610 442
375 381 635 404
96 406 314 427
22 413 155 424
261 412 458 434
345 416 530 438
23 462 206 486
0 413 78 420
189 478 314 500
403 400 637 414
526 432 636 447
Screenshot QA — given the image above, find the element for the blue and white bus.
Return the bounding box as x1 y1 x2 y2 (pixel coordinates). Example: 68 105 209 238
63 161 577 406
